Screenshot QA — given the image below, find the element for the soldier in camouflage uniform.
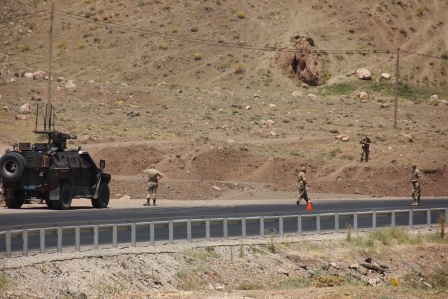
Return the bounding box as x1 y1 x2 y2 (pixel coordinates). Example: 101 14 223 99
142 164 163 206
410 163 421 206
360 135 372 162
297 166 310 205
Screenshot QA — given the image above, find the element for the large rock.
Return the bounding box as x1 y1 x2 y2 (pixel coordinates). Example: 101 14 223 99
19 103 31 114
355 69 372 80
274 35 324 86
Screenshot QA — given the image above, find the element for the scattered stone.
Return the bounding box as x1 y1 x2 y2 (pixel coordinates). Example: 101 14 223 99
335 134 349 141
358 92 368 100
269 104 276 108
381 73 391 80
380 103 389 108
402 134 413 143
15 115 29 120
32 70 46 79
227 138 235 144
292 90 303 98
245 105 250 110
265 119 275 126
65 80 76 89
127 111 140 117
429 95 439 102
212 185 221 191
231 104 242 109
120 195 131 200
31 95 42 101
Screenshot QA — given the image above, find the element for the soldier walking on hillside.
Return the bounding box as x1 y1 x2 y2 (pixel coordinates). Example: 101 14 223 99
410 163 421 206
142 163 163 206
297 166 310 205
360 135 372 162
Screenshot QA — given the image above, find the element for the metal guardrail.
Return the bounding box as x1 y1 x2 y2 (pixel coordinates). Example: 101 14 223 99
1 208 447 258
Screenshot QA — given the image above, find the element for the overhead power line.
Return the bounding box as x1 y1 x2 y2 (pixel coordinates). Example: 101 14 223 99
3 7 447 61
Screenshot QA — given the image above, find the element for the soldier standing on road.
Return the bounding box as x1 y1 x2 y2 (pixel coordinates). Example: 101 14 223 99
360 135 372 162
411 163 421 206
297 166 310 205
142 164 163 206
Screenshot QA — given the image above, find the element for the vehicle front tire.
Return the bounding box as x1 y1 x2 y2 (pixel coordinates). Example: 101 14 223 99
4 190 24 209
53 183 72 210
91 182 110 208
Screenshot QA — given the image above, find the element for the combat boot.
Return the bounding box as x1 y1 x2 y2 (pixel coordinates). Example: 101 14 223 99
411 200 417 206
143 199 151 206
153 199 157 206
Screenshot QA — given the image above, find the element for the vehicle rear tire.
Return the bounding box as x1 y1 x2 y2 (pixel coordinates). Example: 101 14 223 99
53 183 72 210
91 182 110 208
0 152 27 182
45 199 54 208
4 190 24 209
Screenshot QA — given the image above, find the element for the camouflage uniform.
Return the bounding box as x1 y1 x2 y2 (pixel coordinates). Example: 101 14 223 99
360 136 371 162
142 164 163 206
411 163 421 206
297 167 309 205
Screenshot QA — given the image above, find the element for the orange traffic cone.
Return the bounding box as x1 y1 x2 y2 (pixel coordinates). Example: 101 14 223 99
305 199 313 211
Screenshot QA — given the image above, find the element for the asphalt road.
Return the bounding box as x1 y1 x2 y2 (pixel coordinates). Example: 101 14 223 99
1 197 447 256
1 197 447 230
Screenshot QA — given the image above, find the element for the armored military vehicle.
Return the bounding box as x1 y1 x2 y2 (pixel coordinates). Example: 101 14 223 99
0 104 111 210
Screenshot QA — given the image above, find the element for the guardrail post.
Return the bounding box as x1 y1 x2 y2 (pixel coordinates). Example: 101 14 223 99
94 225 99 250
131 223 136 247
354 213 358 232
113 224 117 248
75 226 80 252
57 227 62 253
409 210 414 229
297 215 302 236
23 229 28 257
279 216 284 237
316 214 321 235
150 222 155 246
40 228 45 254
372 211 377 231
6 231 11 258
223 218 228 240
205 219 210 241
335 213 339 233
260 216 264 237
391 210 396 227
169 221 174 244
427 209 431 228
241 218 246 238
187 219 192 243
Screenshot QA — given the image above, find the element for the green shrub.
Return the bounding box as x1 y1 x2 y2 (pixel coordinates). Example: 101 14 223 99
234 63 245 74
158 43 168 50
236 11 246 19
193 53 202 60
